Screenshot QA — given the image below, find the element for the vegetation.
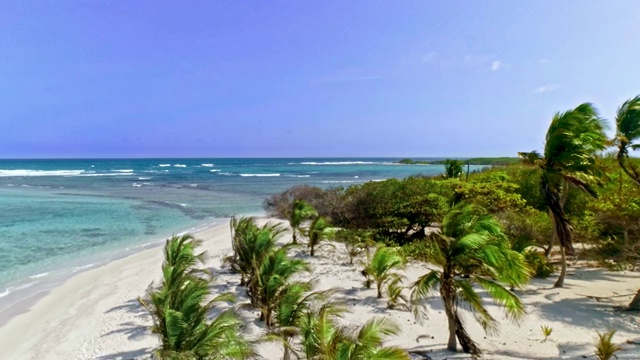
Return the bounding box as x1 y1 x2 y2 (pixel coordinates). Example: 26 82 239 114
410 204 531 356
615 95 640 186
363 245 405 298
300 302 410 360
594 330 622 360
396 158 430 164
443 159 463 179
539 103 608 287
140 234 253 359
287 200 317 244
305 216 333 256
431 157 521 166
541 325 553 342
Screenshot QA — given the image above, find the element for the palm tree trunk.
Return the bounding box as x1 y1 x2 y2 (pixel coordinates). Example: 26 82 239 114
377 281 382 298
283 337 292 360
310 243 315 257
628 289 640 311
618 153 640 186
554 246 567 288
292 228 298 244
441 281 458 352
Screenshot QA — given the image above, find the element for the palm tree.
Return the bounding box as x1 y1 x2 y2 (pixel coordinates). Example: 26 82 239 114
411 203 531 356
443 159 463 179
249 246 311 327
287 200 318 244
300 302 410 360
518 151 542 165
615 95 640 185
364 246 405 298
270 283 331 360
226 216 283 286
140 234 253 359
540 103 608 287
306 216 333 256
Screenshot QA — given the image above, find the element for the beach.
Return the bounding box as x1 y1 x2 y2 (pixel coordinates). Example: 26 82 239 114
1 218 639 360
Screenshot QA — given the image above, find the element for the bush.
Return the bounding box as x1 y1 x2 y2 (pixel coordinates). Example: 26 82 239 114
524 250 555 278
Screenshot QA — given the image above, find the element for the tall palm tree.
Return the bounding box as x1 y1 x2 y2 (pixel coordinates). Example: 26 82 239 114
140 235 253 359
306 216 333 257
288 200 318 244
300 302 410 360
615 95 640 185
443 159 463 179
540 103 608 287
518 151 543 165
364 246 405 298
411 203 531 356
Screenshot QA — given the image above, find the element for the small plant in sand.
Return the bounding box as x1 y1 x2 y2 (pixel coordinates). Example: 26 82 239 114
411 203 531 357
286 199 317 244
140 234 253 359
540 325 553 342
300 301 410 360
387 278 409 310
594 330 623 360
334 229 369 265
363 245 405 298
305 215 334 256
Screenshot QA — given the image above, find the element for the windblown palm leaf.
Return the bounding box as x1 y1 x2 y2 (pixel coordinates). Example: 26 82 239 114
306 216 334 257
364 246 405 298
140 234 253 359
540 103 608 287
443 159 463 179
288 200 318 244
411 203 531 356
615 95 640 185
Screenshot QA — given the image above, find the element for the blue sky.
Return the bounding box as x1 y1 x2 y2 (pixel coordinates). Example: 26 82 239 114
1 1 639 158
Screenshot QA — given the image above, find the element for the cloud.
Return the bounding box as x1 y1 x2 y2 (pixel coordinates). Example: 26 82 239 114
491 60 505 71
534 84 561 93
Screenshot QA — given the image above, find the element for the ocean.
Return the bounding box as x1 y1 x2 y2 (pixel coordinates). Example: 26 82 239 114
0 158 484 314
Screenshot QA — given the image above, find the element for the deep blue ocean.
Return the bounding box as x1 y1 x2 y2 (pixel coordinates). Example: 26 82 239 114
0 158 485 312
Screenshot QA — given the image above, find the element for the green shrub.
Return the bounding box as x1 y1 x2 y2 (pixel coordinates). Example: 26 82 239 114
524 250 554 278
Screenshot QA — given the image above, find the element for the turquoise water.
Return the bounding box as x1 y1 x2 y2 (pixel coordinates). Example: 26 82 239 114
0 158 485 308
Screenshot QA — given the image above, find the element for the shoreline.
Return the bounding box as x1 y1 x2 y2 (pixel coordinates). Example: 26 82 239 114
0 215 245 328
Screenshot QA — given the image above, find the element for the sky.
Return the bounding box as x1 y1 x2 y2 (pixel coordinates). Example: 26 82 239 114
1 1 639 158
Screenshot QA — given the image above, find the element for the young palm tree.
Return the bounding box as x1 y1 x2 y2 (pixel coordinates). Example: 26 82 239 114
140 234 253 359
300 302 409 360
306 216 334 257
540 103 608 287
615 95 640 185
249 246 311 327
443 159 463 179
364 246 405 298
287 199 318 244
411 203 531 356
226 216 283 286
270 283 331 360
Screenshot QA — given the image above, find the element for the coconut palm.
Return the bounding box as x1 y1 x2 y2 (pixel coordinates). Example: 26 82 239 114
443 159 463 179
363 246 405 298
411 203 531 356
540 103 608 287
249 246 311 327
226 216 283 286
306 216 334 256
300 302 410 360
615 95 640 185
288 199 318 244
270 283 331 360
386 278 409 311
518 151 542 166
140 234 253 359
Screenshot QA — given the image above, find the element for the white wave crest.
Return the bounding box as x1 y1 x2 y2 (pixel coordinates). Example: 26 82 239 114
201 164 215 167
284 174 311 178
321 180 357 184
218 172 235 176
209 169 221 172
173 164 187 168
158 164 171 167
112 169 134 173
299 161 377 165
0 170 85 177
239 173 281 177
29 272 50 279
138 177 151 180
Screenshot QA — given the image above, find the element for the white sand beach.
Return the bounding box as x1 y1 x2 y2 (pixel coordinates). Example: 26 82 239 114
1 219 639 360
